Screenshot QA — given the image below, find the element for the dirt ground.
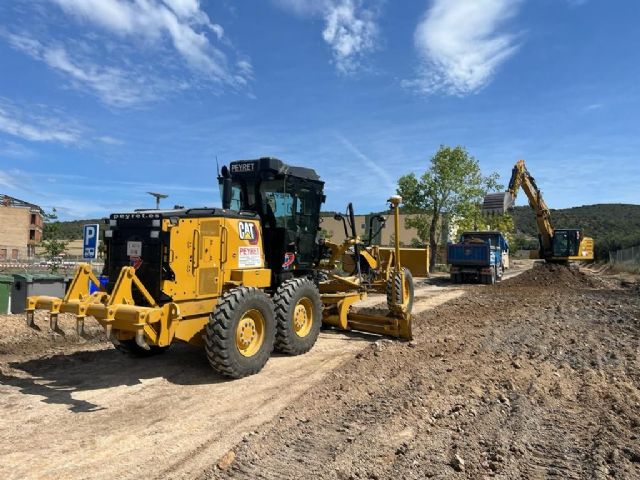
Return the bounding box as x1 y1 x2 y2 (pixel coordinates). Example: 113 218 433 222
1 262 638 480
0 265 476 480
208 265 640 480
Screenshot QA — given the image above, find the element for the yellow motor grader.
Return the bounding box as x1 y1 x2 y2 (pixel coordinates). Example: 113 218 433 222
26 158 413 378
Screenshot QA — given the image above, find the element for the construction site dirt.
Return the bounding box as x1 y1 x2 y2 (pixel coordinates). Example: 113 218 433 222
1 262 639 480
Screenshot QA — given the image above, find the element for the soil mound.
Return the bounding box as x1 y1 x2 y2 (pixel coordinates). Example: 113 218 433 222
498 263 599 289
0 312 107 357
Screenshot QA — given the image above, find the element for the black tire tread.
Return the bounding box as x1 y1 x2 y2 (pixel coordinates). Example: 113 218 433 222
386 267 415 314
273 278 322 355
204 287 275 379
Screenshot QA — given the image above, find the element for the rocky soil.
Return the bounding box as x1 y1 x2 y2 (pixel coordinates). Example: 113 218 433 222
207 265 640 479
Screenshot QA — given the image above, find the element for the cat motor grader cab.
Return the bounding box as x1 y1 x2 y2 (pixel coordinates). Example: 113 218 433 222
482 159 594 262
26 157 413 378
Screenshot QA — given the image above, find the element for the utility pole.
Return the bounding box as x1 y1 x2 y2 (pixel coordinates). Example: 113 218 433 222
147 192 168 210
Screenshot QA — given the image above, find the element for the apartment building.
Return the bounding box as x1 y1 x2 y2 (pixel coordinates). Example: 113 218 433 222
0 195 44 260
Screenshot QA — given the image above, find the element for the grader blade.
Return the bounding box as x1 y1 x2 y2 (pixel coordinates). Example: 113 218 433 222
320 291 412 340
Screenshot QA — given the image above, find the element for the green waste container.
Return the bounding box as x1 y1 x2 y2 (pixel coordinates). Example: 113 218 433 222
0 275 13 314
11 274 66 314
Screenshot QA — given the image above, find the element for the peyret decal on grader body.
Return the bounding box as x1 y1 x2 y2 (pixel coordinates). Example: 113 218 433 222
26 157 420 379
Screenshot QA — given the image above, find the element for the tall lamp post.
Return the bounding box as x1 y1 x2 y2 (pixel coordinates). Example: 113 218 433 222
147 192 168 209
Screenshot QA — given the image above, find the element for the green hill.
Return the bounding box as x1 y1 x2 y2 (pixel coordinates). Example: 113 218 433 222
511 204 640 259
44 218 104 240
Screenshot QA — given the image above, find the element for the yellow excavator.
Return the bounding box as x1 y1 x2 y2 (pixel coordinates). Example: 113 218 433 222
26 158 414 379
482 159 594 262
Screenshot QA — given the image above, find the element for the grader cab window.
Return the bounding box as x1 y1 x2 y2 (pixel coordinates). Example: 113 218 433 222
264 191 294 229
294 188 319 234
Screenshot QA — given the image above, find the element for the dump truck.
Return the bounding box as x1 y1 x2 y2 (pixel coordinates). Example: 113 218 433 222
483 160 594 262
448 231 508 284
26 158 414 378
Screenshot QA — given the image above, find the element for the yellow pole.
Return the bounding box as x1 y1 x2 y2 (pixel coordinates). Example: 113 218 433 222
389 195 402 274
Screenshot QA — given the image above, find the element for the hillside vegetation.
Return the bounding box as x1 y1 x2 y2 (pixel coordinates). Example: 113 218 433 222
44 219 104 240
512 203 640 259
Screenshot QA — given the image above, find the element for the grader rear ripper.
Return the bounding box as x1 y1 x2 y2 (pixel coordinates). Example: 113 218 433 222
26 158 414 378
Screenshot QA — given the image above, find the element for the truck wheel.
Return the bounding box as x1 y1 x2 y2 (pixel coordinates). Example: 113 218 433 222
387 268 414 314
273 278 322 355
489 267 497 285
205 287 276 379
114 339 169 358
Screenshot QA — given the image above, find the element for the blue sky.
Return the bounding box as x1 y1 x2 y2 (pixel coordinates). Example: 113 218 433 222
0 0 638 219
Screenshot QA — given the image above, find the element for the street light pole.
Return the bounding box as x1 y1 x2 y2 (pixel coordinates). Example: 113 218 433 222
147 192 168 210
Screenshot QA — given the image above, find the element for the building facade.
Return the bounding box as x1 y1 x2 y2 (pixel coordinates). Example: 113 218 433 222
0 195 44 260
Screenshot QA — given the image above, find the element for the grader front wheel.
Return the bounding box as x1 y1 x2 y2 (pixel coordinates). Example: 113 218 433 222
205 287 276 379
387 267 415 314
274 278 322 355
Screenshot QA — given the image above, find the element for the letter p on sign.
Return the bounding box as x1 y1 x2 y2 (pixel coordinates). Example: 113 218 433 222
83 224 100 259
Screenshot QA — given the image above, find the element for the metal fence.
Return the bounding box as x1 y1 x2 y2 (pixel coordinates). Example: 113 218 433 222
609 245 640 265
0 257 104 276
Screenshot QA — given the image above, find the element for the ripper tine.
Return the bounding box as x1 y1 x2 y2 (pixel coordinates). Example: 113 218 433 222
26 311 38 330
49 313 58 331
76 317 85 336
49 313 65 336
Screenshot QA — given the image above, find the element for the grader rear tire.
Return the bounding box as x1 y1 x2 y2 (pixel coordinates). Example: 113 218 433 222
387 267 414 314
274 278 322 355
205 287 276 379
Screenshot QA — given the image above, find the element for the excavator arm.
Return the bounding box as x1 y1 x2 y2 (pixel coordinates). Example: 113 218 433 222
482 160 554 256
483 159 594 262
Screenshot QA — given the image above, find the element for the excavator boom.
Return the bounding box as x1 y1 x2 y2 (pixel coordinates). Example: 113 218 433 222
482 159 594 262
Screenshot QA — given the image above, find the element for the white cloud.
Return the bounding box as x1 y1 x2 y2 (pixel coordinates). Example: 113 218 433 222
50 0 243 83
0 170 18 190
98 135 125 145
322 1 378 74
6 32 163 107
406 0 522 96
0 100 81 144
274 0 379 74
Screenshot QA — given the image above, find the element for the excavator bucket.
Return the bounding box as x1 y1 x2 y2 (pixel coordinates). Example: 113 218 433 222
482 192 515 215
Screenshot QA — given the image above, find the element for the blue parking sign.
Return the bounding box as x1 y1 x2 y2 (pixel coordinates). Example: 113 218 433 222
83 224 100 259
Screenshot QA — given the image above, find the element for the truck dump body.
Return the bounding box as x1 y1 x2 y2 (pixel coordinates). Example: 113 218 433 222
447 243 494 266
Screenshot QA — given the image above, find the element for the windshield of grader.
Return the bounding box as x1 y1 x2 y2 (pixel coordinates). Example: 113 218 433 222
221 176 322 272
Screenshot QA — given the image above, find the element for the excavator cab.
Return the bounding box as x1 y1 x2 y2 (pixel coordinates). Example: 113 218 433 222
218 157 326 284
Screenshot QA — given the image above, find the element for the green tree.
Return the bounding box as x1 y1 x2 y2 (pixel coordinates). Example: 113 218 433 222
397 145 501 269
41 209 69 273
454 207 515 243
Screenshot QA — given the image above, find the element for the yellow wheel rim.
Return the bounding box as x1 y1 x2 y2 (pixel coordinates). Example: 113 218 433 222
403 275 410 304
235 309 265 357
293 297 313 338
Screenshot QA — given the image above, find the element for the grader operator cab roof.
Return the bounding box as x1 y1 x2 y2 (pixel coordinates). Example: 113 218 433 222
227 157 321 183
